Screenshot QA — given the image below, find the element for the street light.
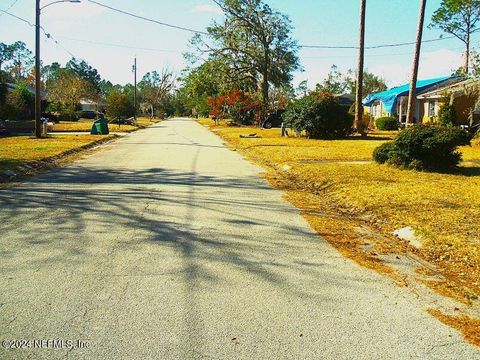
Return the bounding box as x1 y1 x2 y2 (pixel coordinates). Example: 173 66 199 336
35 0 81 138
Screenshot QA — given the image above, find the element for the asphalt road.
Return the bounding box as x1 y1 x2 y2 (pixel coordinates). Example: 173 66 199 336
1 118 478 359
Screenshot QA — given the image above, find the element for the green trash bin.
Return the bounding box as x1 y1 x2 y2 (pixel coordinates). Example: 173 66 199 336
90 118 109 135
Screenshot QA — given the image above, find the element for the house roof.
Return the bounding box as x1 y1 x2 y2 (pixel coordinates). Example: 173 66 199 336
79 99 106 106
362 76 462 114
334 93 355 107
6 83 47 99
417 78 479 99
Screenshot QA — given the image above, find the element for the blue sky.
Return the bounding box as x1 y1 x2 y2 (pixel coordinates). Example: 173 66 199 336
0 0 474 88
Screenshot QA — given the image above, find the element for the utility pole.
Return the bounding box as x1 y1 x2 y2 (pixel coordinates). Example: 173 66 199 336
133 57 137 124
355 0 366 136
406 0 427 126
34 1 80 138
35 0 41 138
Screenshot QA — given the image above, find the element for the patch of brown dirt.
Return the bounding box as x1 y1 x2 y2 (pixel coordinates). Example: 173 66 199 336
428 309 480 347
266 172 404 281
419 279 477 306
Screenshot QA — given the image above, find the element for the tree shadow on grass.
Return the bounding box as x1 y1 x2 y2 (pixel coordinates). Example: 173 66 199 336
458 166 480 177
345 135 394 141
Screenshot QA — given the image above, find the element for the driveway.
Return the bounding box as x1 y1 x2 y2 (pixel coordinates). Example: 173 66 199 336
0 118 478 359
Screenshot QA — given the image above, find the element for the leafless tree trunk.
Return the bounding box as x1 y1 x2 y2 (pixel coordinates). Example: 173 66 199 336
355 0 367 136
465 26 470 74
406 0 427 126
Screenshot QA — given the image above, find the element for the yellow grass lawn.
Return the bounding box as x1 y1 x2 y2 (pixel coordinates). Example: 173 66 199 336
4 117 158 133
199 118 480 294
0 134 113 173
52 117 157 132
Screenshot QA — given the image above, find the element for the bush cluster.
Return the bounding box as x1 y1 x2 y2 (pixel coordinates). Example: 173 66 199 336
106 92 135 120
375 116 399 131
0 83 35 120
283 93 354 139
208 89 260 125
45 102 80 121
373 124 472 172
438 103 457 126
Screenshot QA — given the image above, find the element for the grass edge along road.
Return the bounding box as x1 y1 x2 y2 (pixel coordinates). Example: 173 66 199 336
197 118 480 347
0 117 160 181
5 117 159 133
0 134 117 183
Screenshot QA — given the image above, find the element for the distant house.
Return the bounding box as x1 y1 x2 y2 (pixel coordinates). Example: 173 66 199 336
417 78 480 126
334 93 355 108
362 76 464 124
5 83 46 99
79 99 106 113
2 83 47 120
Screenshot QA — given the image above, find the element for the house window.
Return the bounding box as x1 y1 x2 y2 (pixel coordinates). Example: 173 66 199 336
373 101 382 118
428 101 436 117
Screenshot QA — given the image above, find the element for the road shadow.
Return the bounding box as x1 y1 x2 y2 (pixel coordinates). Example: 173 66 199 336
0 161 382 352
0 164 371 293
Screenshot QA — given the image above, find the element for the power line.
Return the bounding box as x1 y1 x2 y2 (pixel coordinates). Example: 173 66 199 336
299 36 456 50
85 0 456 51
0 6 462 60
0 8 33 26
0 9 77 58
302 45 467 59
2 1 452 53
58 35 465 59
0 0 19 18
86 0 208 35
43 31 76 58
57 35 185 54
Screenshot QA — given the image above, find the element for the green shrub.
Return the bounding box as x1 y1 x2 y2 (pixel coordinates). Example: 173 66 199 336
372 142 397 164
59 110 80 121
106 92 134 119
438 103 456 126
0 83 35 120
373 124 472 171
375 116 399 131
46 102 80 121
283 94 354 139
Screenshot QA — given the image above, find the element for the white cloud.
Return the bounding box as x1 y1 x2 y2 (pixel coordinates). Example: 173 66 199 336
418 49 464 79
42 2 107 33
191 4 223 16
369 63 411 87
371 49 464 87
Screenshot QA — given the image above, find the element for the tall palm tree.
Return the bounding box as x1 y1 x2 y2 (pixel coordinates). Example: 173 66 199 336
406 0 427 125
355 0 367 135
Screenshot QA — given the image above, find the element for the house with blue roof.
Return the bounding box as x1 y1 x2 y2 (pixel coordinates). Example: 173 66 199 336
363 76 464 124
417 77 480 126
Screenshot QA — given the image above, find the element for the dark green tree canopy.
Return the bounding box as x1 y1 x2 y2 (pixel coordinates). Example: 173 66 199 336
179 59 230 115
315 65 387 97
99 80 114 99
0 43 12 70
430 0 480 72
315 65 348 94
346 70 387 97
430 0 480 43
192 0 300 110
0 41 34 82
66 58 102 91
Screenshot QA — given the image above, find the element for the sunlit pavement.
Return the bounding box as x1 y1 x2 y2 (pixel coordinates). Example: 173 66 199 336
1 118 478 359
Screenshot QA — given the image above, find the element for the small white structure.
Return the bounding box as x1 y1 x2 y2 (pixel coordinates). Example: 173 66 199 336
79 99 106 112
